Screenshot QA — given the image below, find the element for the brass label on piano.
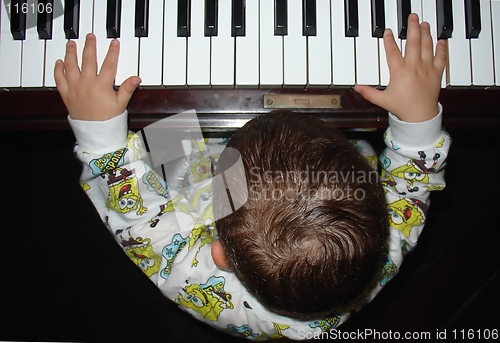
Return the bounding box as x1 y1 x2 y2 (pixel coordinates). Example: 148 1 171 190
263 94 341 109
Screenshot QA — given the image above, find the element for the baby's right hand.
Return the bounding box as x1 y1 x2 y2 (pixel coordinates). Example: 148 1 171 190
354 13 446 123
54 33 141 121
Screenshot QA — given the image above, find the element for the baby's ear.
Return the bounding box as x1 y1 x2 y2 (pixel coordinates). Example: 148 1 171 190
211 239 232 272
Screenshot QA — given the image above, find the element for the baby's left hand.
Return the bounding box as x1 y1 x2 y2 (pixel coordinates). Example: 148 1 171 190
54 33 141 121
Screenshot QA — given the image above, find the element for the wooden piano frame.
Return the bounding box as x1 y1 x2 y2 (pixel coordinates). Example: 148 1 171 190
1 87 499 130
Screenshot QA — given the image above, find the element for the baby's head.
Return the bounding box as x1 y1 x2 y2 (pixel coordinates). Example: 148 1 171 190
213 110 388 320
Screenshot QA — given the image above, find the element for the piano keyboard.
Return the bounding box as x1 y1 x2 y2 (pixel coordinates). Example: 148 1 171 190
1 0 499 89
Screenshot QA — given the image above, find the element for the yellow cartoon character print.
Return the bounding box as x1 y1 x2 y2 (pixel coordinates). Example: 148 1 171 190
192 138 209 152
161 233 190 279
309 316 340 332
387 198 427 237
380 255 397 286
106 168 147 215
226 324 262 339
266 323 291 339
189 203 216 267
126 132 147 161
116 228 161 277
391 151 442 192
190 183 212 212
190 156 212 183
391 162 429 190
177 276 233 321
80 181 90 192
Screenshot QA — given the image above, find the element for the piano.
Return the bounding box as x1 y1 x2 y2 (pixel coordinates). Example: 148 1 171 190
1 0 499 130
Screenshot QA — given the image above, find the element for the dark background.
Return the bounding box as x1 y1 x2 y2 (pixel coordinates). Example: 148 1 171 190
1 126 499 342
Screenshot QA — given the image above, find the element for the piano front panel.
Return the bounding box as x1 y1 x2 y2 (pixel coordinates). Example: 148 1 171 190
1 0 499 129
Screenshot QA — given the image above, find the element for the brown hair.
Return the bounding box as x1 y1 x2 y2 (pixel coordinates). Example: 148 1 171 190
214 110 388 320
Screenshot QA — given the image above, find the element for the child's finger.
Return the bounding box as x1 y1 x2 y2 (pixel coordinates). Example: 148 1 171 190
404 13 421 64
81 33 98 78
99 39 120 83
420 21 434 64
63 40 80 82
116 76 141 109
54 59 68 95
383 28 403 71
433 39 447 75
353 85 386 110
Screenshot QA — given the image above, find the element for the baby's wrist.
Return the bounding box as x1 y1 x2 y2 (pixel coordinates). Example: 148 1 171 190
393 103 440 123
68 110 129 153
388 103 443 149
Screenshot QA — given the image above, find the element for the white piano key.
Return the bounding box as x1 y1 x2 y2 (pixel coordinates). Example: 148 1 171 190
331 0 355 85
448 0 471 86
380 0 400 86
260 0 283 87
211 0 234 87
140 0 164 86
470 0 494 86
187 0 211 87
44 0 66 87
164 0 187 87
75 0 94 70
421 0 446 88
410 0 422 17
94 0 111 74
356 0 379 85
0 1 23 87
115 0 139 85
235 0 259 87
21 0 45 87
283 0 306 87
492 0 500 85
307 0 331 87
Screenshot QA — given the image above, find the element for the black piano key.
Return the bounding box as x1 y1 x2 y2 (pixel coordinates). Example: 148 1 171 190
231 0 245 37
107 0 122 38
135 0 149 37
465 0 481 39
205 0 218 36
64 0 80 39
344 0 358 37
436 0 453 39
274 0 287 36
37 0 54 39
10 0 27 40
302 0 316 36
371 0 385 38
177 0 191 37
396 0 410 39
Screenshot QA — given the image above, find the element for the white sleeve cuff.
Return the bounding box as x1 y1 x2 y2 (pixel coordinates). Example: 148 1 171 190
68 111 129 153
388 103 443 150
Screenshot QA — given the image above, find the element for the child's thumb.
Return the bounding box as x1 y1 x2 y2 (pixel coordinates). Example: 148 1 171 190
117 76 141 107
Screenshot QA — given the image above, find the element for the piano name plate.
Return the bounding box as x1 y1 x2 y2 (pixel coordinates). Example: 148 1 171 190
263 94 341 109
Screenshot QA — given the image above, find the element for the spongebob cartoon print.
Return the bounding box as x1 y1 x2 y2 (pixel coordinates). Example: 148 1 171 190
190 156 212 183
390 151 441 193
309 315 340 332
126 132 147 161
142 164 169 197
160 233 190 279
380 255 397 286
106 167 147 215
89 148 128 175
387 198 427 237
177 276 233 321
225 324 261 339
116 228 162 277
